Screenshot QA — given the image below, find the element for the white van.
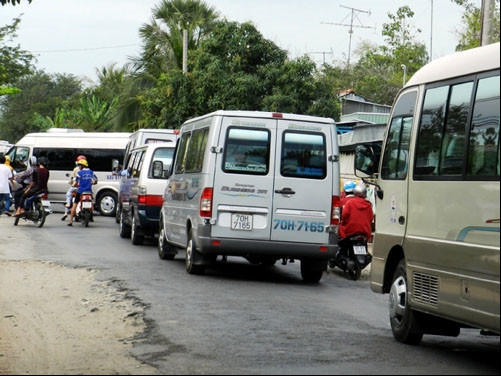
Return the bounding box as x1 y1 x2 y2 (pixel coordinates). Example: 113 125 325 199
123 129 179 168
118 142 176 245
116 128 180 223
159 110 341 283
6 129 130 216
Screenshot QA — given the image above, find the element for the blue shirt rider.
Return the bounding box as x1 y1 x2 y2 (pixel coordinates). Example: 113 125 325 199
67 159 97 226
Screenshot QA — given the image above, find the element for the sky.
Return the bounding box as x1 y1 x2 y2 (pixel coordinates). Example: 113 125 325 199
1 0 480 84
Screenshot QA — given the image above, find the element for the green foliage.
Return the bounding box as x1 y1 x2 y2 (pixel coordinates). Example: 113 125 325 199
137 0 219 76
454 0 500 50
1 0 32 5
332 6 429 105
0 17 34 88
0 71 82 142
137 20 341 126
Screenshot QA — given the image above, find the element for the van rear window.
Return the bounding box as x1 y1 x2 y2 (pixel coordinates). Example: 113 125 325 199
281 132 327 179
223 128 269 175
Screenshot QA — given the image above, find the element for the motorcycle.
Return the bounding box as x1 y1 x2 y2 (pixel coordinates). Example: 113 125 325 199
13 191 52 228
73 191 94 227
329 233 372 281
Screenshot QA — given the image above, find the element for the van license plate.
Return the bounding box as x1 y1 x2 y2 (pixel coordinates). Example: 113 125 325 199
231 214 253 231
353 246 367 255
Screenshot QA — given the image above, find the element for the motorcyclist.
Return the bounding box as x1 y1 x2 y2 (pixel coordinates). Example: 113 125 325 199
67 159 98 226
61 155 87 221
12 156 38 213
14 157 50 217
339 183 374 241
340 180 356 207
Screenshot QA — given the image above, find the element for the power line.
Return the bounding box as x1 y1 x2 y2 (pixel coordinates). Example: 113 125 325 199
32 43 138 53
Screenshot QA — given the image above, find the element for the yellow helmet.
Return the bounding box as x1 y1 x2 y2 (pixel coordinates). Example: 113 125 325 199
77 159 89 167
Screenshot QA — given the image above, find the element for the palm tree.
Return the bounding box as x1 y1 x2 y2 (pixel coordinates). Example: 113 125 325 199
136 0 220 76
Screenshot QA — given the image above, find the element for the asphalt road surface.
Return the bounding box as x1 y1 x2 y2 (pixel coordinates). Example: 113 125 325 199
1 207 499 375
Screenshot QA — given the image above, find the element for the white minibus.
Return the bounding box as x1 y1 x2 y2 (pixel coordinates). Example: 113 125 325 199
356 42 500 344
7 129 131 217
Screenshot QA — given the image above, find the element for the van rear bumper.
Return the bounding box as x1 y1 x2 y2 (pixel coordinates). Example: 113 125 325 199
196 226 338 260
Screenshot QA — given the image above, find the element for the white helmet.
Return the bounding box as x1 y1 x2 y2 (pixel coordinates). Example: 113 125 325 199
353 184 367 198
29 156 38 167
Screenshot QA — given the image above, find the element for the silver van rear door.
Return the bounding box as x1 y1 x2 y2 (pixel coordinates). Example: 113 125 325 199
211 116 276 240
270 119 333 244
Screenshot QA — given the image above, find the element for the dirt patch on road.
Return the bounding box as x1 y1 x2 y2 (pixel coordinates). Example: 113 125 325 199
0 259 155 375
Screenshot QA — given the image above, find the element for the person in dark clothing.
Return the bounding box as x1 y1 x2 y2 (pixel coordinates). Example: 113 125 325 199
14 157 50 217
339 184 374 241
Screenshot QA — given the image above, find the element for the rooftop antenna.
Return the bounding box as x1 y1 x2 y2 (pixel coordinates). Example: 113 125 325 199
322 5 375 67
308 51 333 65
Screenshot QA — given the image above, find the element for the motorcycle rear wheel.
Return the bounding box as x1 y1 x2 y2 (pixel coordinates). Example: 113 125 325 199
83 209 91 227
34 202 46 228
348 263 361 281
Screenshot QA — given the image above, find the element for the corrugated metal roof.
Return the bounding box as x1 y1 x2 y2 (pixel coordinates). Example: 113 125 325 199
338 123 387 147
341 112 390 124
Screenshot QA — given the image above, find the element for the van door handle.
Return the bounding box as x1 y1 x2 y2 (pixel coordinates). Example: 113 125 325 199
275 187 296 195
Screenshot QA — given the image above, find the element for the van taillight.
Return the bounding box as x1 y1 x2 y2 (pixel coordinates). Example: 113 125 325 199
272 112 283 119
331 195 341 226
200 188 213 218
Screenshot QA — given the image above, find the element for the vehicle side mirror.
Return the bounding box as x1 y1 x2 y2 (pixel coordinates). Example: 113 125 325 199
152 160 164 178
355 144 380 177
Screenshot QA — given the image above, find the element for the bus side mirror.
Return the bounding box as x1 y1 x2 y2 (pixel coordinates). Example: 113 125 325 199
355 144 380 177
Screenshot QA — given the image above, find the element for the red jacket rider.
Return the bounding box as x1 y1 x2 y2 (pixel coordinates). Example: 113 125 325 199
339 184 374 240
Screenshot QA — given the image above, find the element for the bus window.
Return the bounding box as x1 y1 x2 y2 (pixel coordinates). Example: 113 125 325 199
381 91 415 180
467 75 500 178
439 82 473 176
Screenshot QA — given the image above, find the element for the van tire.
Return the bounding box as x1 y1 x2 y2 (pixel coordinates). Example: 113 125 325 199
131 215 144 245
115 203 121 224
186 229 205 275
389 260 424 345
119 210 131 239
158 220 177 260
300 259 325 283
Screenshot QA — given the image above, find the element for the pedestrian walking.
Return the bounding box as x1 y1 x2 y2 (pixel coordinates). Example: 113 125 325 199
0 155 14 216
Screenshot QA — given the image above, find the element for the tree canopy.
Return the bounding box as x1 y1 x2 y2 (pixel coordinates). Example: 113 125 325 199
1 0 32 5
0 0 498 140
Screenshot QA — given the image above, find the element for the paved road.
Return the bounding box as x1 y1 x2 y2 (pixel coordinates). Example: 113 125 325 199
1 208 499 375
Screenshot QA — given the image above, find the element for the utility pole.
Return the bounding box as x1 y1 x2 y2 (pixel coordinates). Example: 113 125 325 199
430 0 434 61
481 0 494 45
322 5 375 67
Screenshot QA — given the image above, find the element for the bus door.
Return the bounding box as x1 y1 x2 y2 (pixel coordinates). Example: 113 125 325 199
375 91 416 246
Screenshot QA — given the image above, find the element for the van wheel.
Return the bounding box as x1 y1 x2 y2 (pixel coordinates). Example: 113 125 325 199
186 229 205 275
389 260 424 345
131 215 144 245
300 259 325 283
96 191 117 217
158 220 177 260
115 203 121 224
119 210 131 239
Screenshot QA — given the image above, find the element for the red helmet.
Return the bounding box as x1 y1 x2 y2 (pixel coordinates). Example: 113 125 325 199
76 155 86 162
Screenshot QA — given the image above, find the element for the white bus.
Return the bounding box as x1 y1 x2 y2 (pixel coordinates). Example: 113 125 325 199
7 129 131 217
355 42 500 344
